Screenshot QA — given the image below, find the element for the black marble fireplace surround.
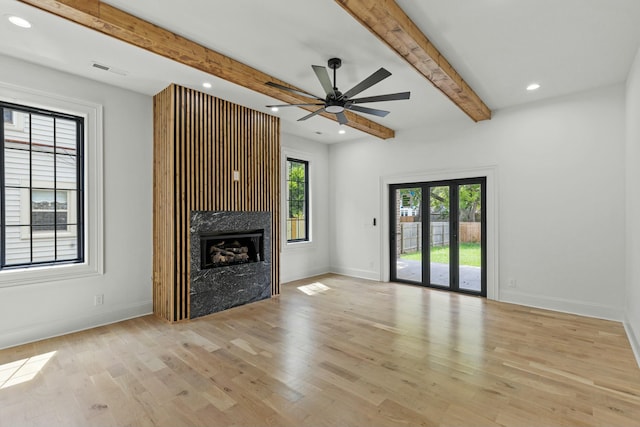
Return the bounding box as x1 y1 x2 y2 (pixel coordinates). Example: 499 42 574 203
190 211 271 319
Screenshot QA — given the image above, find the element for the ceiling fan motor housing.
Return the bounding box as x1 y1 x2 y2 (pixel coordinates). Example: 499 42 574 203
325 89 346 113
328 57 342 70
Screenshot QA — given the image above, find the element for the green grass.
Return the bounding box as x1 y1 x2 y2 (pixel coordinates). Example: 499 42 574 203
400 243 481 267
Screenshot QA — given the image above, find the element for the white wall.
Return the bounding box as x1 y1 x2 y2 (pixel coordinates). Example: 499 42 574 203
329 84 626 320
0 55 153 349
0 54 631 349
280 133 331 283
625 48 640 359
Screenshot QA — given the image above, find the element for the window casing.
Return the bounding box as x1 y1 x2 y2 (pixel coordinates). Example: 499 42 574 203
1 102 84 269
286 158 309 242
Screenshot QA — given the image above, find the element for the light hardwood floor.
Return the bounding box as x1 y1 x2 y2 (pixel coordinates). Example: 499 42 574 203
1 274 639 426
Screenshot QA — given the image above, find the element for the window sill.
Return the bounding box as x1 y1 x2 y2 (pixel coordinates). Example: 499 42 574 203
283 239 315 252
0 261 102 288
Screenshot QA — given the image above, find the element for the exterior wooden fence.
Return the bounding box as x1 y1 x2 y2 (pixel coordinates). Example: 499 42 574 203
459 222 481 243
399 221 481 254
287 217 306 241
400 222 421 253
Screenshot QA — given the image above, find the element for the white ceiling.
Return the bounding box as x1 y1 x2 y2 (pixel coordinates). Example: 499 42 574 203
1 0 640 143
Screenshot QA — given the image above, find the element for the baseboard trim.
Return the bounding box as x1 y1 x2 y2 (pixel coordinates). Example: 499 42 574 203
499 288 623 321
330 266 379 281
0 300 153 350
624 318 640 368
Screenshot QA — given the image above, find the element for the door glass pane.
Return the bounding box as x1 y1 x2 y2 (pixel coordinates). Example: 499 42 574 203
430 186 450 287
395 187 422 282
458 183 482 292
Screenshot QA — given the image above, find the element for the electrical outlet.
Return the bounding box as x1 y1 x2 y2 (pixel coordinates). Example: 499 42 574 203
507 279 517 288
94 294 104 305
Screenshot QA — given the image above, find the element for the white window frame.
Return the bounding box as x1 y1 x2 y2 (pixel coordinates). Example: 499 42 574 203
0 82 104 287
281 147 314 250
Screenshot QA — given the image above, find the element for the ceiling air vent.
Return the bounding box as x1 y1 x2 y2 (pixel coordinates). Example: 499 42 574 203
92 62 110 71
91 61 128 76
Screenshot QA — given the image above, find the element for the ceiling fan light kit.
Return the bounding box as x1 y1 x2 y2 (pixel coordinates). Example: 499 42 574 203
325 105 345 113
266 57 410 125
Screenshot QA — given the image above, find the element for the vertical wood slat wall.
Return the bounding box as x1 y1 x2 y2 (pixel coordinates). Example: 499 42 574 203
153 84 280 322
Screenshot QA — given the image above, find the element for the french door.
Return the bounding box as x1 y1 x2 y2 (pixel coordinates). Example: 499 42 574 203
390 178 486 296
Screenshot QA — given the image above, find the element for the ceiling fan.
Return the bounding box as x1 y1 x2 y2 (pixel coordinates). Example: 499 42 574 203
266 57 410 125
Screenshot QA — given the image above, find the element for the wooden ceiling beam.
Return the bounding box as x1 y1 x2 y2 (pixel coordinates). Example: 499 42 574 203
17 0 395 139
335 0 492 122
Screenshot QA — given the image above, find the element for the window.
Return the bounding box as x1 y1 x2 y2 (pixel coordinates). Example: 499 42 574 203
31 189 68 232
0 82 103 287
1 102 84 269
3 109 22 131
19 183 77 239
286 158 308 242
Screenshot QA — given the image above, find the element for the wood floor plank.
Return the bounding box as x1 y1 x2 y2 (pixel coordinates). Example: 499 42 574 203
1 273 640 426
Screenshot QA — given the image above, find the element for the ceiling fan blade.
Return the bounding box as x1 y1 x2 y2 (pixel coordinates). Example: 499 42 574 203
347 104 390 118
266 103 324 108
350 91 411 104
312 65 336 98
342 67 392 99
266 81 322 100
297 108 325 121
336 111 348 125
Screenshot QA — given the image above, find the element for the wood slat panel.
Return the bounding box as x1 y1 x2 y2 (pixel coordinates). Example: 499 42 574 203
153 84 280 322
152 86 175 321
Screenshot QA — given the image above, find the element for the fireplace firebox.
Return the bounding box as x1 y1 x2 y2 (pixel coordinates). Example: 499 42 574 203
200 230 264 269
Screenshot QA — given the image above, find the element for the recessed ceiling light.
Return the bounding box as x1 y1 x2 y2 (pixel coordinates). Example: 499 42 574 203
8 15 31 28
526 83 541 91
202 82 212 89
338 129 346 135
271 107 279 112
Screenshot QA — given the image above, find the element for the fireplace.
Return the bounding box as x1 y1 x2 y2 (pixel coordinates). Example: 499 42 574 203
190 211 271 319
200 230 264 269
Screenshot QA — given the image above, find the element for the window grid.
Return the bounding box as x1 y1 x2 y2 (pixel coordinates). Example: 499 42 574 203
286 158 309 242
0 102 84 269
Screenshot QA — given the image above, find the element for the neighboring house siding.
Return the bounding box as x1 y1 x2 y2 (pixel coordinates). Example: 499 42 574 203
3 112 78 265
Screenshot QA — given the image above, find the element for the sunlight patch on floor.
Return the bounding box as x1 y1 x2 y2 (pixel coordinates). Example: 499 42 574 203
0 351 56 389
297 282 330 295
